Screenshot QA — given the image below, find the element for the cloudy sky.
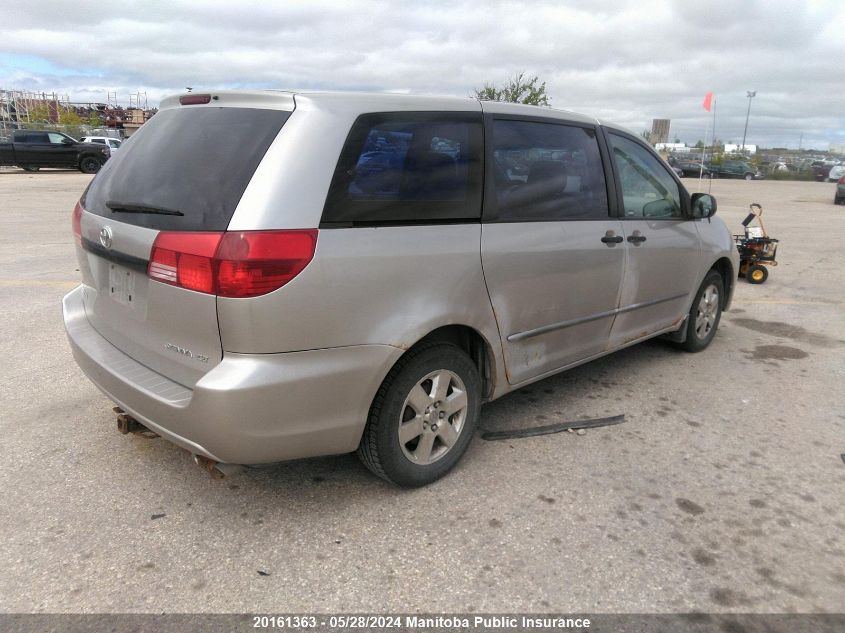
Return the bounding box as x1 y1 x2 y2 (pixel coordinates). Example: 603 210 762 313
2 0 843 150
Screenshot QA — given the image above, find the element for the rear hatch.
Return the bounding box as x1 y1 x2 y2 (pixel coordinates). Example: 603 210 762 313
76 99 292 387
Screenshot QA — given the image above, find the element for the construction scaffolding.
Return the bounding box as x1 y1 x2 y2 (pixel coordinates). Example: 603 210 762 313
1 88 157 140
0 89 70 136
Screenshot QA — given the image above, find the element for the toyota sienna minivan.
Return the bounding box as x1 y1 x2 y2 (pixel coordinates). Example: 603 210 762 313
64 90 738 487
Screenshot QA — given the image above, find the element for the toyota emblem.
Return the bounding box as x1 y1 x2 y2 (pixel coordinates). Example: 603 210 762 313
99 225 113 249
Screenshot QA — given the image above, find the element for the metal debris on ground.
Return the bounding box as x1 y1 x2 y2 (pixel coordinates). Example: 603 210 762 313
481 414 625 441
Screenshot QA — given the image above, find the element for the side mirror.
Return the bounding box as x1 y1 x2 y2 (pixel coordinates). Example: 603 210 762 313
62 138 74 146
691 193 717 219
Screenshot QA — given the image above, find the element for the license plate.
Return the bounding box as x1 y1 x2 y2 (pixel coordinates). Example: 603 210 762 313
108 264 136 307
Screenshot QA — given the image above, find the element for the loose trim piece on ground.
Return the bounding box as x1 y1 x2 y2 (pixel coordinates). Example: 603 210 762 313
481 414 626 441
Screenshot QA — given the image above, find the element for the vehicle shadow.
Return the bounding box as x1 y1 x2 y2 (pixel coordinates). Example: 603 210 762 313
106 336 695 538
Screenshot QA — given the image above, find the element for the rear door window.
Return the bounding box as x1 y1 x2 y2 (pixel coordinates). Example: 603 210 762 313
485 120 610 222
83 107 290 231
321 112 483 225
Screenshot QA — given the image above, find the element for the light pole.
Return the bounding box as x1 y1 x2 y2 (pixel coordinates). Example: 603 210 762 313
741 90 756 152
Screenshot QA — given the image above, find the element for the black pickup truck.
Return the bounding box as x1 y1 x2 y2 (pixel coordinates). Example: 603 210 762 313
0 130 110 173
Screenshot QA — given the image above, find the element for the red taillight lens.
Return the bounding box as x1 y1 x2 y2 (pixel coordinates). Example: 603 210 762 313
216 231 318 298
839 176 845 185
148 230 317 298
149 232 222 293
72 200 83 241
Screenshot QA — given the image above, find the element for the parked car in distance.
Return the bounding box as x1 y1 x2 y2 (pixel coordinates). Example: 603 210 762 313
63 90 738 487
80 136 123 153
826 164 845 183
667 163 684 178
768 162 792 174
811 161 831 182
674 159 711 178
835 176 845 205
707 160 764 180
0 130 110 173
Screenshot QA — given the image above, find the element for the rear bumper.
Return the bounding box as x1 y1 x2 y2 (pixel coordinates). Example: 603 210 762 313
63 285 402 464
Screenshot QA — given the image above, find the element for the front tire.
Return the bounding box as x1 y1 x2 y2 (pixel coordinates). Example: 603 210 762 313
679 271 723 353
357 343 481 487
79 156 103 174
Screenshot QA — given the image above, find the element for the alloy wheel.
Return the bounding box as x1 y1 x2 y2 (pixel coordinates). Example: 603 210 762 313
694 284 720 339
398 369 468 465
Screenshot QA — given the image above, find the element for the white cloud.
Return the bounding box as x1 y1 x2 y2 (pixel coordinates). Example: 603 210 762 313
2 0 843 148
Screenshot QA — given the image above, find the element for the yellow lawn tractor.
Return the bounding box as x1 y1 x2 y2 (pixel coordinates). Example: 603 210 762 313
735 203 779 284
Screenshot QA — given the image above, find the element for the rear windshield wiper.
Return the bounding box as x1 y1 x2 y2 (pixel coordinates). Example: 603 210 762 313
106 201 184 216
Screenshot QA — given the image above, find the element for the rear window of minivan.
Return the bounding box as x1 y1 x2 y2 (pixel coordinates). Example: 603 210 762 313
322 112 483 225
83 107 290 231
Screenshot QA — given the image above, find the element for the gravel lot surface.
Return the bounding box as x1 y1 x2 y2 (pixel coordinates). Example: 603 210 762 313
0 169 843 614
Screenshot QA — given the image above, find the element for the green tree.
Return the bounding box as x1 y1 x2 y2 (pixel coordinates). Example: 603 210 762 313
28 104 52 124
58 109 83 126
694 140 704 149
473 72 550 106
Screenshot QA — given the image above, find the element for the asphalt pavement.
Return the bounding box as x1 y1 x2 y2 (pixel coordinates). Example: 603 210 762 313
0 169 843 613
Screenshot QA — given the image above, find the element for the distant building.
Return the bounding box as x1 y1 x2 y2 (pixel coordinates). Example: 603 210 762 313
650 119 670 145
830 143 845 155
656 142 689 153
724 143 757 154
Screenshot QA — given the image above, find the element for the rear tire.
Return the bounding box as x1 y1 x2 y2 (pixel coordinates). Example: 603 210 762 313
357 343 480 487
79 157 103 174
747 264 768 284
679 271 723 353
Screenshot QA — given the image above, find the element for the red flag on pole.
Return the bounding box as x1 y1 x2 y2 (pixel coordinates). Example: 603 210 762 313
703 91 713 112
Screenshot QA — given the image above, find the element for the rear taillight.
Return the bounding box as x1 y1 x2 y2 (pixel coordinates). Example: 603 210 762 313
839 176 845 185
72 200 82 241
149 232 222 294
148 230 318 298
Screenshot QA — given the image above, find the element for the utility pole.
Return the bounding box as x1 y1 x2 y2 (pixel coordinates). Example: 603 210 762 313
741 90 756 151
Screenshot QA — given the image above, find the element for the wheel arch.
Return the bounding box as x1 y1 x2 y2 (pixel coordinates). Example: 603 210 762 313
667 257 734 345
402 325 497 401
709 256 735 310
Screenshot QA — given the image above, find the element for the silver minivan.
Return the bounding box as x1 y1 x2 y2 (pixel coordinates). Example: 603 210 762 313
64 91 738 487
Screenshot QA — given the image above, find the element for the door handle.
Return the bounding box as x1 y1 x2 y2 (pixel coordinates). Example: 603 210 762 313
601 231 624 245
627 231 647 245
